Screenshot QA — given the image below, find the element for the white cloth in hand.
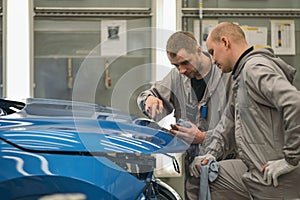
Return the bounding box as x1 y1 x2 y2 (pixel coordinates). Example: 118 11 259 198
189 154 216 178
263 158 299 187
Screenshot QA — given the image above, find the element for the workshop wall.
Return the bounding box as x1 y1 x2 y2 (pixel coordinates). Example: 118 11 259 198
182 0 300 89
33 0 152 116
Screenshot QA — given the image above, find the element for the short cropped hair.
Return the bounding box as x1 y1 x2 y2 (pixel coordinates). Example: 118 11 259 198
166 31 198 58
210 22 246 43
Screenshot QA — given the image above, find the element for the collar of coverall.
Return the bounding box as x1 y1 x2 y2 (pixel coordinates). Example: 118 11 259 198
232 46 254 79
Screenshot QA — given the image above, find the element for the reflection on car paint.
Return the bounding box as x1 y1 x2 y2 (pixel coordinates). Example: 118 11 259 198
0 98 185 199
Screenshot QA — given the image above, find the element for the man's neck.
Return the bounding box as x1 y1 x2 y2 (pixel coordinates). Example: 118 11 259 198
195 54 211 80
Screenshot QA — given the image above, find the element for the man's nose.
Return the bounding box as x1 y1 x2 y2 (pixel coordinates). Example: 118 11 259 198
178 66 186 74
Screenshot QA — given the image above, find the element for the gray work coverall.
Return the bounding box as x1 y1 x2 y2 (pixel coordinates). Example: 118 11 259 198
137 60 232 199
205 48 300 199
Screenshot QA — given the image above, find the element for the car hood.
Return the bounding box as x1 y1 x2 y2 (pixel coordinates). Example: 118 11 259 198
0 98 189 155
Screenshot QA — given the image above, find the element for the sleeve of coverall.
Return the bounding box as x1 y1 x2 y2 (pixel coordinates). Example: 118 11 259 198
244 60 300 166
204 94 236 161
137 69 176 120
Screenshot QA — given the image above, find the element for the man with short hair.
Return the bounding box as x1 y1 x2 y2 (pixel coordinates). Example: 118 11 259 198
189 22 300 199
137 31 233 199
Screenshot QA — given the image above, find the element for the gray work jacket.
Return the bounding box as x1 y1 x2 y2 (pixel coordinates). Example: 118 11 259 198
137 59 232 150
206 48 300 183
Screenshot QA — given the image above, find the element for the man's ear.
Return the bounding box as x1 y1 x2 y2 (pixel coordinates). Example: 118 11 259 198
221 36 230 48
196 46 202 55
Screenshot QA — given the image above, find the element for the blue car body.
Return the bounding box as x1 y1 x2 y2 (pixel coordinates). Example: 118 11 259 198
0 98 188 200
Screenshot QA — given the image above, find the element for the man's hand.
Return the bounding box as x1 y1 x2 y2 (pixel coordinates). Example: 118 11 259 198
144 96 163 119
189 154 216 177
261 158 299 187
170 121 205 144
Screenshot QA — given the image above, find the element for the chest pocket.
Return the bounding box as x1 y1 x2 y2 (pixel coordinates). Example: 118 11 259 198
234 73 269 145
